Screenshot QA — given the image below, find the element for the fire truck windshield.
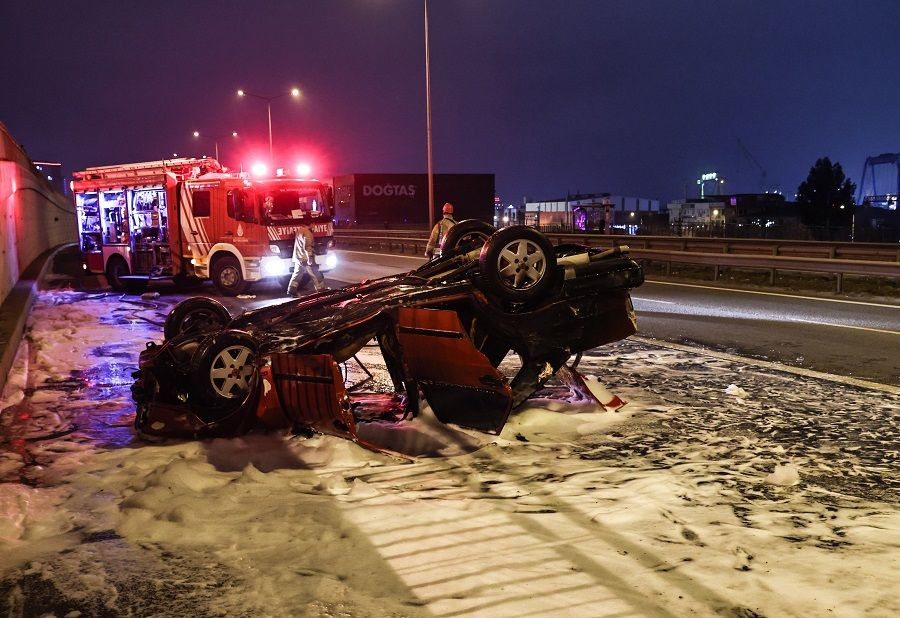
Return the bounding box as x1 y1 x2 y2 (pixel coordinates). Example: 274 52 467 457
261 187 326 223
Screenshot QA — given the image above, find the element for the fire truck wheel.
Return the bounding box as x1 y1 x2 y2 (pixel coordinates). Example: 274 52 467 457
164 297 232 341
106 256 145 293
478 226 557 303
211 255 249 296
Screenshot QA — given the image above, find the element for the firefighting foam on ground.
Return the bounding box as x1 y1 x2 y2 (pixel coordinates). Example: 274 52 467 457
0 260 897 615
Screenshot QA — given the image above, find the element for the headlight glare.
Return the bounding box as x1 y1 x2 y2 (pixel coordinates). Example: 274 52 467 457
261 256 287 277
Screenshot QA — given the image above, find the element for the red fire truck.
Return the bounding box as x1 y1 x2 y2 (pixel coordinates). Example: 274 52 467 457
72 158 337 295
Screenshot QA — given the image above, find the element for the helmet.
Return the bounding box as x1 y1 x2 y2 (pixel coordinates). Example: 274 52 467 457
442 202 454 214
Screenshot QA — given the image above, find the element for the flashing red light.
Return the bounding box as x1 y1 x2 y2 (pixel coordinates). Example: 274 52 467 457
251 162 268 177
296 162 312 176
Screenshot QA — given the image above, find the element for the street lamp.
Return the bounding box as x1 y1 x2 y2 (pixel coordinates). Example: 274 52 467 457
712 208 725 237
236 88 302 162
192 130 238 162
424 0 435 229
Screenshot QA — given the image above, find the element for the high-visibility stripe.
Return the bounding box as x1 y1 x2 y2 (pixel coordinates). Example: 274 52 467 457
179 184 210 256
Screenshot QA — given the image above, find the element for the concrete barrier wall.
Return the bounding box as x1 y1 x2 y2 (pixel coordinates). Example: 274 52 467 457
0 121 78 304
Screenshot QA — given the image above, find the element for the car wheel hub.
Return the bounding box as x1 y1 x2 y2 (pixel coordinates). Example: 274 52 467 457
209 345 255 398
497 239 546 289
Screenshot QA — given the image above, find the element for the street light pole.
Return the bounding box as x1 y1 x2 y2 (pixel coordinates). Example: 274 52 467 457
237 88 300 164
424 0 435 229
267 101 274 162
192 131 238 164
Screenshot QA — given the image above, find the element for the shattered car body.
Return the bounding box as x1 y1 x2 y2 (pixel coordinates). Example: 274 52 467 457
131 223 644 447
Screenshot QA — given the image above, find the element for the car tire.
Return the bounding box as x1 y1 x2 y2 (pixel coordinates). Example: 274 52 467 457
164 297 232 341
441 219 496 255
211 255 249 296
189 329 259 420
478 226 557 302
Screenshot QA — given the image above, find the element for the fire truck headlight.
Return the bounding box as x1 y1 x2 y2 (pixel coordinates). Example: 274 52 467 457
261 256 287 277
324 253 337 269
269 244 280 254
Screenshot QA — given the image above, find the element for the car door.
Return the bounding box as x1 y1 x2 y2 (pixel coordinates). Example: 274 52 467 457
395 307 513 434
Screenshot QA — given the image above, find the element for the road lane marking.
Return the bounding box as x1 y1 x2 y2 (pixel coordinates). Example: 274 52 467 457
645 279 900 309
633 306 899 335
789 317 899 335
632 297 675 304
630 335 900 394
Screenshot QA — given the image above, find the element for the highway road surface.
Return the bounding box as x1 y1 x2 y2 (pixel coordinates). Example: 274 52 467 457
322 250 900 386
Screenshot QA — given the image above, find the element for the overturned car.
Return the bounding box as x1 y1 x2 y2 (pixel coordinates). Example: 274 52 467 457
131 223 644 448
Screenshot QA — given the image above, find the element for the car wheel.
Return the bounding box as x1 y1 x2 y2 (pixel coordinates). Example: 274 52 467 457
164 297 232 340
478 226 557 302
189 330 259 419
211 255 248 296
106 256 130 292
441 219 496 255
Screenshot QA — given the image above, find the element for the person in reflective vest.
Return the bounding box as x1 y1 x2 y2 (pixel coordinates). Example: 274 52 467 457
287 224 326 296
425 203 457 259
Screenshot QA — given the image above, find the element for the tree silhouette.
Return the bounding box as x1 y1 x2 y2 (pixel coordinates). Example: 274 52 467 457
796 157 856 227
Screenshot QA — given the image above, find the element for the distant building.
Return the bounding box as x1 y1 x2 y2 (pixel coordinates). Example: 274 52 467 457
523 192 661 233
667 193 800 236
493 199 525 228
332 173 494 227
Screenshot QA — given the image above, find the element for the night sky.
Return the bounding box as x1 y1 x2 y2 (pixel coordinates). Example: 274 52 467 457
2 0 898 204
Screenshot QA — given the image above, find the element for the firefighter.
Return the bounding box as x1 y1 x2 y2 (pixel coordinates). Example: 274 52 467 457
287 224 326 296
425 202 457 260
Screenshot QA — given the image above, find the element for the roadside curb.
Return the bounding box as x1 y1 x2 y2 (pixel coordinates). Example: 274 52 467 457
0 243 77 396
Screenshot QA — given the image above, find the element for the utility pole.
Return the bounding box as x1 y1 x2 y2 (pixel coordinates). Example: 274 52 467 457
424 0 435 229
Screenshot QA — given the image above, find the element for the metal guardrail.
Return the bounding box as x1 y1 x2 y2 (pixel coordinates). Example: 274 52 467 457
543 233 900 263
335 233 431 257
333 230 900 293
336 228 900 262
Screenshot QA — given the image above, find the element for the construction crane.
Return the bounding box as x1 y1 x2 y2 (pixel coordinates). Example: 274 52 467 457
857 153 900 208
737 138 768 193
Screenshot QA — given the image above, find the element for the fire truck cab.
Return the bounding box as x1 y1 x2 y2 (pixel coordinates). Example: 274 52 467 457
72 158 336 295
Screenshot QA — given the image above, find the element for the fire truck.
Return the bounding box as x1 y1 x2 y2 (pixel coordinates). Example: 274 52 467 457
72 158 337 295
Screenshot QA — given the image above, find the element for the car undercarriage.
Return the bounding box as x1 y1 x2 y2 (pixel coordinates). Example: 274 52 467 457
132 223 644 450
